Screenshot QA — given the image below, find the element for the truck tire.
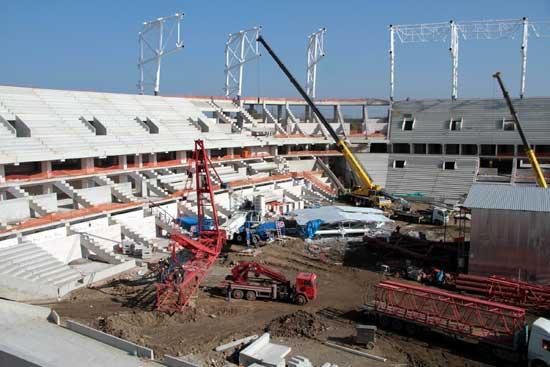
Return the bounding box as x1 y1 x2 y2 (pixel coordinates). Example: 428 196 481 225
252 234 260 245
530 361 547 367
232 289 244 299
391 319 403 332
404 322 416 336
378 315 391 328
235 233 244 243
295 294 307 305
245 291 256 301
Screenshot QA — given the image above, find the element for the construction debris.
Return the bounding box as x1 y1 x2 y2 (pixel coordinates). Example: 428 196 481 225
265 311 327 339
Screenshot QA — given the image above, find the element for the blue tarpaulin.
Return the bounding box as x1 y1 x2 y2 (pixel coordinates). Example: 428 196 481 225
176 216 214 231
299 219 324 239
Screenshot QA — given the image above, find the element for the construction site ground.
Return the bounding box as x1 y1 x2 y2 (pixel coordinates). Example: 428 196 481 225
43 221 499 367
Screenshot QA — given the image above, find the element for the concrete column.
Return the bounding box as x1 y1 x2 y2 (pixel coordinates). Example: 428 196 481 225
0 190 6 200
119 174 128 183
0 164 5 183
269 146 277 156
362 105 368 124
176 151 187 163
41 161 52 177
150 153 157 165
81 178 93 189
277 105 283 122
226 147 234 157
43 183 53 194
511 158 517 183
136 154 143 168
333 106 338 123
81 157 94 173
119 155 128 170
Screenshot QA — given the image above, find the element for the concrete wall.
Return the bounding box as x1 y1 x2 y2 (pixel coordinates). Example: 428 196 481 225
23 226 82 264
0 197 30 223
32 193 57 213
469 208 550 282
75 186 112 205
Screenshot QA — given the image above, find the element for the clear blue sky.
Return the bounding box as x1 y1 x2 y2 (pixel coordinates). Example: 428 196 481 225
1 0 549 100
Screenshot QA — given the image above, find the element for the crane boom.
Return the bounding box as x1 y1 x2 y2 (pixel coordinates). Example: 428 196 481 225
256 35 380 194
493 72 547 189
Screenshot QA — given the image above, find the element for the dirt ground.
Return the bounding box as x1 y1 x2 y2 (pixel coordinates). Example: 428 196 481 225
46 224 498 367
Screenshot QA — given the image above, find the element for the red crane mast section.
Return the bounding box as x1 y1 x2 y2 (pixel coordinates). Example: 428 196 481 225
375 280 526 344
156 140 226 313
456 273 550 311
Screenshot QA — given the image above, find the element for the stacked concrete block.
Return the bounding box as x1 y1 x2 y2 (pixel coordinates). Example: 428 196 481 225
239 333 291 367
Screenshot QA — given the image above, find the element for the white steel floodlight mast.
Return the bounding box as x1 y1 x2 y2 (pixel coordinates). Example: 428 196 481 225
306 28 326 99
138 13 184 96
389 18 550 101
224 26 262 103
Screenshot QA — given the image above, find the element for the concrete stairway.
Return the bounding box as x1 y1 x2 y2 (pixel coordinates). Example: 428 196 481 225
110 218 154 249
0 242 82 287
92 176 135 203
54 180 94 208
315 158 345 192
127 171 169 197
79 234 123 264
5 186 54 217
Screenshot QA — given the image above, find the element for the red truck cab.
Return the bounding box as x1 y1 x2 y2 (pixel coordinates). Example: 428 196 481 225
295 272 318 304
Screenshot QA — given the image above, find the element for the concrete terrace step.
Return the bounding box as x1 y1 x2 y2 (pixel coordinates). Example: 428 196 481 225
0 242 83 288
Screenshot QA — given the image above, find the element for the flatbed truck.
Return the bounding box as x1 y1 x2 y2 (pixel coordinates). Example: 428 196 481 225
363 280 550 366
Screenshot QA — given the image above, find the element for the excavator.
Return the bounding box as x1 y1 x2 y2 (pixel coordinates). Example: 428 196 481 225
257 35 394 209
223 261 318 305
493 72 547 188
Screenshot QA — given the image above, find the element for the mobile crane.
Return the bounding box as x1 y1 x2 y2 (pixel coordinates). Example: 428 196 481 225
223 261 318 305
493 72 547 188
257 35 393 208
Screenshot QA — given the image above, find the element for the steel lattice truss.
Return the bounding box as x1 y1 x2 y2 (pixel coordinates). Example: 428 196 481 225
138 13 184 95
306 28 326 99
375 280 526 341
389 18 550 100
224 27 261 101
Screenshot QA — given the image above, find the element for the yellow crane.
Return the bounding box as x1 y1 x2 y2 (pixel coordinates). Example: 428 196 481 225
493 72 547 188
257 36 391 207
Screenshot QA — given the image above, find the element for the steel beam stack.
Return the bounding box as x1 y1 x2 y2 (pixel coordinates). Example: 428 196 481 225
374 280 525 342
456 274 550 311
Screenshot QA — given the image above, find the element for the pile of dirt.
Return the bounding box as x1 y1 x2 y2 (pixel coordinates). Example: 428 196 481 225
265 310 327 339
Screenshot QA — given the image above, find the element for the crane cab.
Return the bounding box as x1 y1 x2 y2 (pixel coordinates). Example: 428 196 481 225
294 272 318 304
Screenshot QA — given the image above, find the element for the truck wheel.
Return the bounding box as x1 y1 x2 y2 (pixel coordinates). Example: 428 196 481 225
391 319 403 332
245 291 256 301
295 294 307 305
531 360 548 367
232 289 244 299
252 234 260 245
404 323 416 336
378 315 390 328
235 234 244 243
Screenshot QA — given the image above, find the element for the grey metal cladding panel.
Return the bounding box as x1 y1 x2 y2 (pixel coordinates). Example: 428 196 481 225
385 155 477 200
464 184 550 212
390 98 550 145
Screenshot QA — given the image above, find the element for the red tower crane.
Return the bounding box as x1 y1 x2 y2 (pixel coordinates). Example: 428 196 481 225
155 139 226 313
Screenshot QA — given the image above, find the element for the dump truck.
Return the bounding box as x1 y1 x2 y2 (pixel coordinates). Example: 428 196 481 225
364 280 550 366
223 262 318 305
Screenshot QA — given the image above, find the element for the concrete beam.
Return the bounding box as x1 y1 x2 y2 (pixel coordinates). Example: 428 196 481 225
66 320 154 359
163 355 201 367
